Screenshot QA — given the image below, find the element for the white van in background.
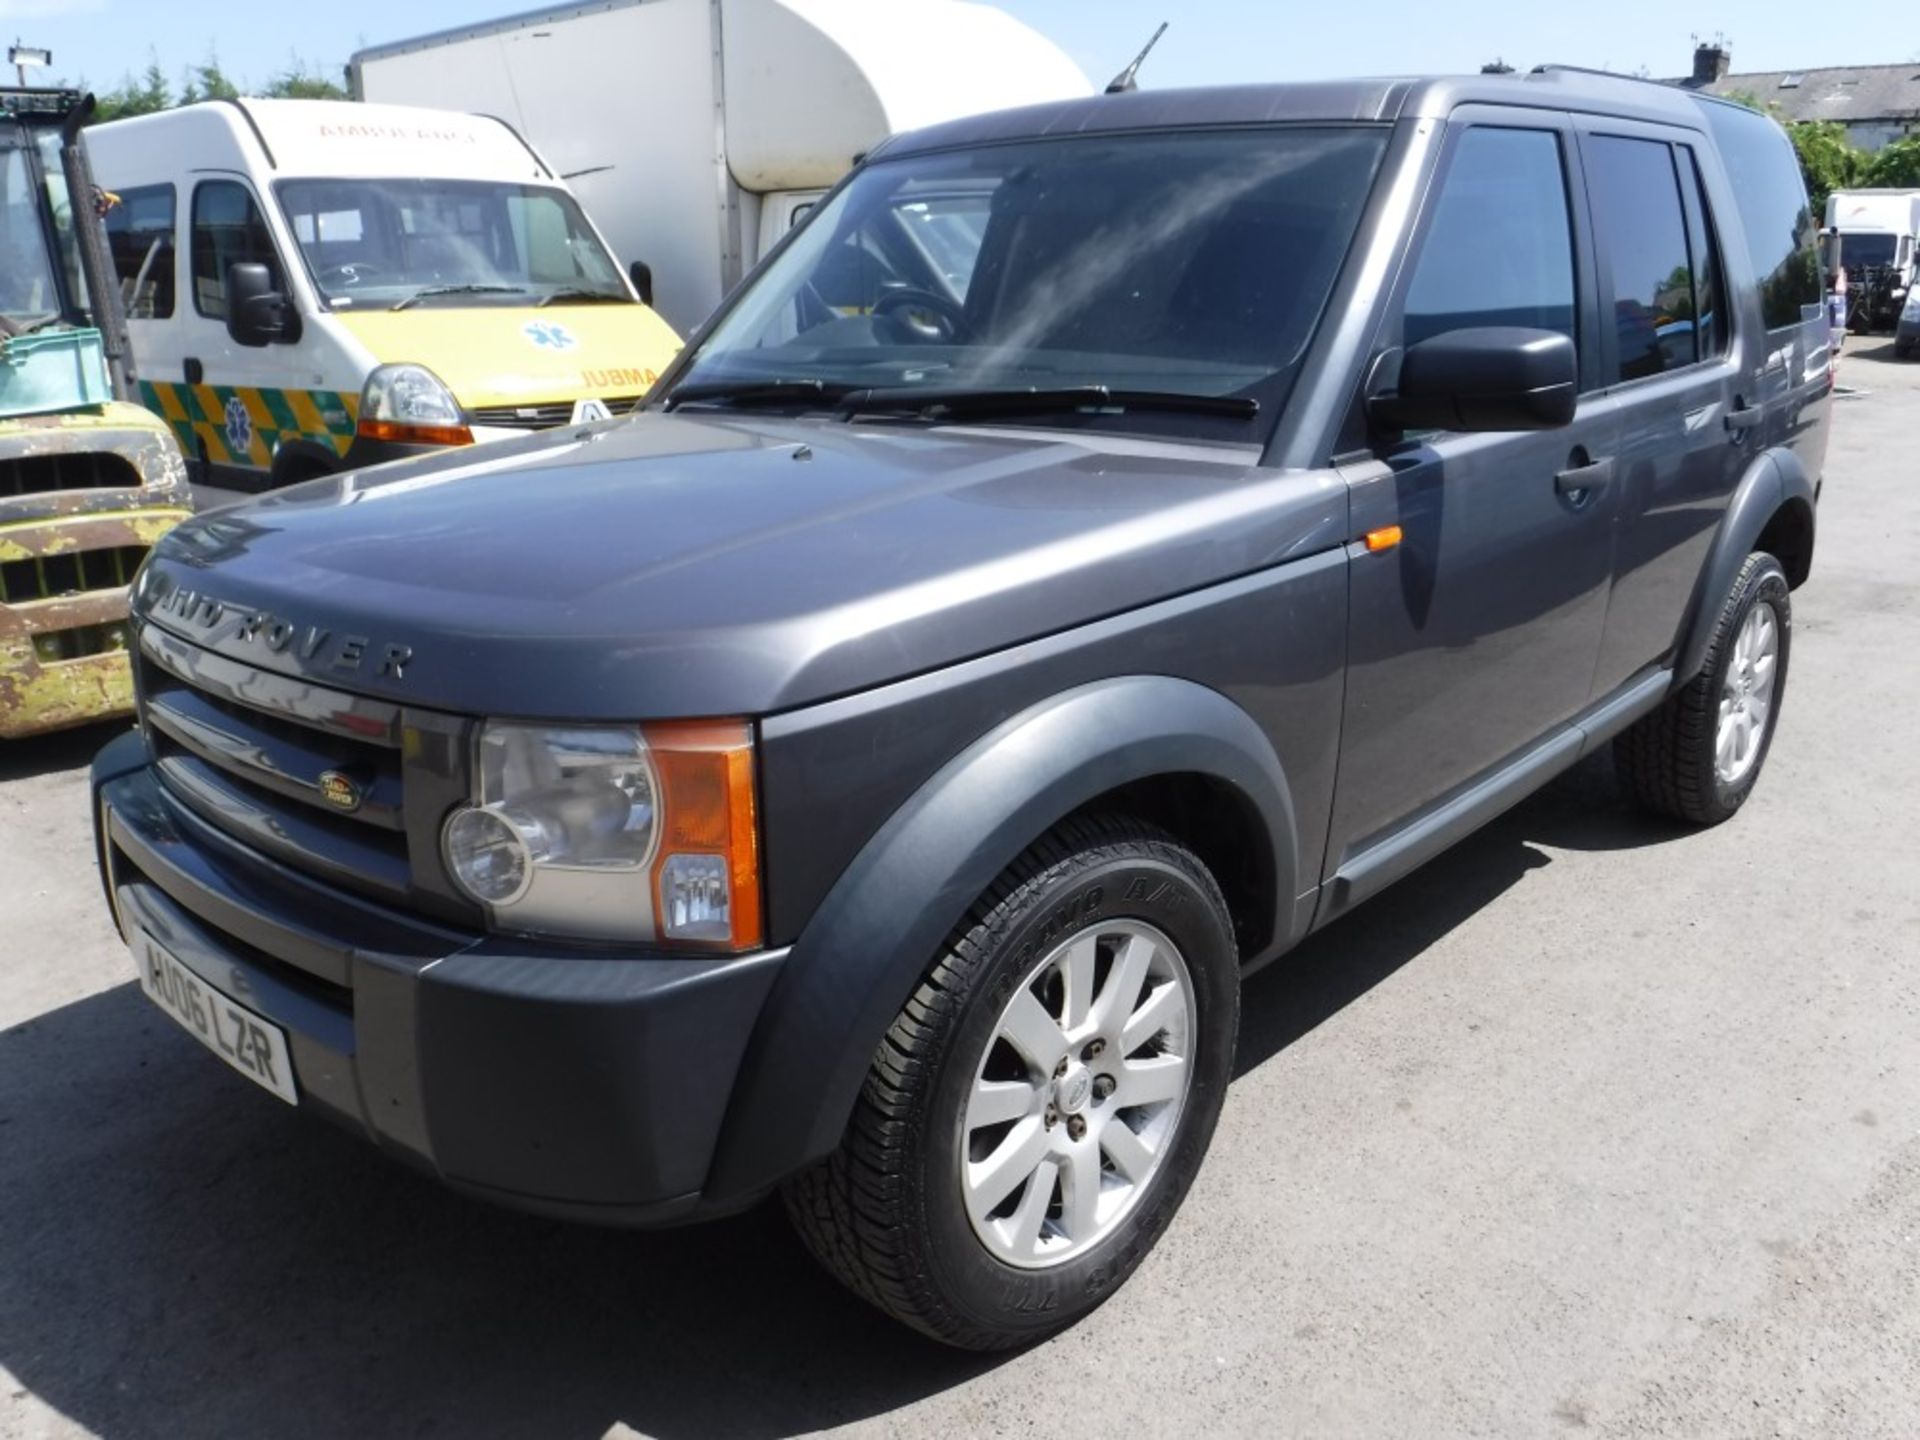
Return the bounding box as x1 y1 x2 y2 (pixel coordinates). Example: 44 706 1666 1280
88 98 682 487
350 0 1093 335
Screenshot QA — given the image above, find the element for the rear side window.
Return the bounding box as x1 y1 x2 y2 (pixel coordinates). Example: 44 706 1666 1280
1701 102 1821 330
1585 135 1697 381
1403 127 1576 349
1676 149 1727 362
104 183 175 319
191 180 284 319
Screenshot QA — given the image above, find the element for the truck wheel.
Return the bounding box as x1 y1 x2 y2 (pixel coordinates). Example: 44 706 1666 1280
783 815 1239 1349
1615 552 1791 825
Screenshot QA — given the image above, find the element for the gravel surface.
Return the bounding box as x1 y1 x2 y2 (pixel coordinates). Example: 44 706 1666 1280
2 346 1916 1439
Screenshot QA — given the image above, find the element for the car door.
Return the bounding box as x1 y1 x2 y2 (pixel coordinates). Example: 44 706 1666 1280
1322 113 1617 902
1577 123 1750 696
178 176 310 485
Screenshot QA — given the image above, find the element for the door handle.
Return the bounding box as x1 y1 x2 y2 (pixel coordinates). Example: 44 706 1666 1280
1554 457 1613 504
1725 402 1762 437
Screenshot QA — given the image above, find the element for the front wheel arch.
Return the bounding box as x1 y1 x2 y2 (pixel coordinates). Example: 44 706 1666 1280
704 675 1299 1204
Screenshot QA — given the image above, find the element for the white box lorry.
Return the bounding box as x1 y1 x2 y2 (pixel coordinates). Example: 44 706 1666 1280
349 0 1091 334
1825 188 1920 333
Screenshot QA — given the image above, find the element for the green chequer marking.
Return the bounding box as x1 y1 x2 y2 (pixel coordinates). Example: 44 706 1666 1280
135 379 360 469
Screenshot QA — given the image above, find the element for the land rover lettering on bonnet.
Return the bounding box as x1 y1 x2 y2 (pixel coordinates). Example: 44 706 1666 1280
91 68 1826 1350
150 583 413 679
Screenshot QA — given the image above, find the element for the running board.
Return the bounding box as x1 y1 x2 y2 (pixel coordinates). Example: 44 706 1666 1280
1318 668 1673 925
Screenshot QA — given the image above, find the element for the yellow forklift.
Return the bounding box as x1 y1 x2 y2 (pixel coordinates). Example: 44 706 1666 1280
1 87 190 738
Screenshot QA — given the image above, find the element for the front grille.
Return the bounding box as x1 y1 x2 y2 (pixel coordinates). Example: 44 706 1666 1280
469 395 641 430
137 624 414 905
0 545 149 604
1 450 142 498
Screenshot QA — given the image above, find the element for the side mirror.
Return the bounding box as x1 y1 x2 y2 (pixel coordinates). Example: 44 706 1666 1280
628 259 654 308
225 262 299 347
1369 327 1576 433
1821 230 1842 275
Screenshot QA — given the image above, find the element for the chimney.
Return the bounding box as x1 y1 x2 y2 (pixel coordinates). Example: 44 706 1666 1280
1692 42 1730 85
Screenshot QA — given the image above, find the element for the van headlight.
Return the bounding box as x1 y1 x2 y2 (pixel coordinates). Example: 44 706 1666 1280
441 720 762 950
357 363 473 447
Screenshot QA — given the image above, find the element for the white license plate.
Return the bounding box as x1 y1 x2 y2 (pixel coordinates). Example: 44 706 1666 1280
135 931 298 1105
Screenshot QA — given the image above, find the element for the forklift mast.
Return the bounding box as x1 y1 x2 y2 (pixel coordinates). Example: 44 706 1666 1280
1 87 137 399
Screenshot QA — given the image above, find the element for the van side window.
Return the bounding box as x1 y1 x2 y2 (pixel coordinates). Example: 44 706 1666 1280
1585 135 1697 381
1676 148 1728 361
1402 128 1576 349
104 183 175 320
1701 102 1822 330
191 181 283 319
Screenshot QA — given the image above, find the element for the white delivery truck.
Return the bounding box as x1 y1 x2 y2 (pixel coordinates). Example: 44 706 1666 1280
349 0 1092 334
1825 188 1920 333
87 99 683 486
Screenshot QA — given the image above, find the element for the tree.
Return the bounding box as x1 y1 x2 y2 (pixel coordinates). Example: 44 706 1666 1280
261 57 348 101
93 59 172 123
1787 120 1863 216
177 51 241 105
1862 135 1920 189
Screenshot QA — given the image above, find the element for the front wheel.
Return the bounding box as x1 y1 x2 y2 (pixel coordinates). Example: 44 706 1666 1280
783 815 1239 1349
1615 551 1791 825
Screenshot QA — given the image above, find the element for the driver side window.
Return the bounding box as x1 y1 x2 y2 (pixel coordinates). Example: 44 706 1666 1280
1401 127 1577 350
191 180 285 320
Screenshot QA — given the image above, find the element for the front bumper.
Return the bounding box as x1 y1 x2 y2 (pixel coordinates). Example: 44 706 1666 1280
93 733 788 1224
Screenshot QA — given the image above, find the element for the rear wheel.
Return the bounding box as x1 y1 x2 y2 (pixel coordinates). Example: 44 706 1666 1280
1615 551 1791 825
782 815 1239 1350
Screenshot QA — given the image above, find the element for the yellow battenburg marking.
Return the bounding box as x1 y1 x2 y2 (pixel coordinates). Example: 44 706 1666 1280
286 389 327 435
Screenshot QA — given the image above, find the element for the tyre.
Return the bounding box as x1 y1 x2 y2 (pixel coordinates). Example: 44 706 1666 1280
783 814 1239 1349
1615 551 1791 825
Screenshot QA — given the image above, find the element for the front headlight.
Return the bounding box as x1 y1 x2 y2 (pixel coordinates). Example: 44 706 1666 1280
358 363 472 447
442 719 761 950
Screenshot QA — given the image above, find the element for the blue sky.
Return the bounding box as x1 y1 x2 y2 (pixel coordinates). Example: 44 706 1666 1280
2 0 1901 97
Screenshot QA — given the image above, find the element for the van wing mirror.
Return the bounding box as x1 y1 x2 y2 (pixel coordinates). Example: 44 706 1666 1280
225 262 300 347
1368 327 1577 433
628 259 654 308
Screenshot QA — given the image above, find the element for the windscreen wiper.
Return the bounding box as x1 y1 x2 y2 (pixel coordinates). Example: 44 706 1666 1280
537 287 628 307
389 283 526 312
837 384 1260 420
663 379 856 411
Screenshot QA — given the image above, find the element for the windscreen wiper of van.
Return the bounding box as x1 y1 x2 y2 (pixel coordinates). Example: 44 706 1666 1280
663 378 857 411
537 287 628 307
389 283 527 311
837 384 1261 420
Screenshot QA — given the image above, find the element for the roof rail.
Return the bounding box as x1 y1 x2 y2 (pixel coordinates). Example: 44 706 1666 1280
1529 63 1669 90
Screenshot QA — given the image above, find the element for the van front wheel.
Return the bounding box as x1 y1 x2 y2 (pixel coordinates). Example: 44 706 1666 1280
782 815 1239 1350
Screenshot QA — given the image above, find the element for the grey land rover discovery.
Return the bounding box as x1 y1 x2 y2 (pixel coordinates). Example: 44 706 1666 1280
92 67 1826 1347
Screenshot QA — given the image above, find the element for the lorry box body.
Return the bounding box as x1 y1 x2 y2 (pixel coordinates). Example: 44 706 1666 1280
350 0 1092 334
85 98 683 488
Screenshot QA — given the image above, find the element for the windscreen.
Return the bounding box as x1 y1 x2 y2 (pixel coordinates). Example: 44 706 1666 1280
674 126 1390 428
0 138 61 325
275 178 628 308
1840 233 1898 270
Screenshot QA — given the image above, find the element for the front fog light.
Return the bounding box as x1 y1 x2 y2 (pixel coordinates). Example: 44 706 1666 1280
444 806 536 905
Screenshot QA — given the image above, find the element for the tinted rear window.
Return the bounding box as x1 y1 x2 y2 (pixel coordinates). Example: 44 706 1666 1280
1700 101 1821 330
